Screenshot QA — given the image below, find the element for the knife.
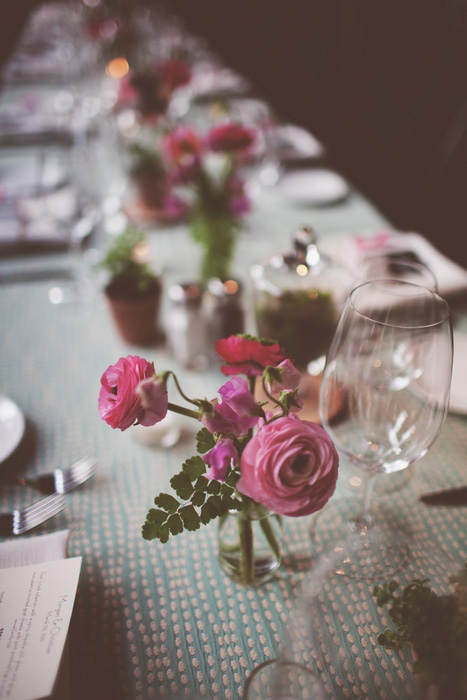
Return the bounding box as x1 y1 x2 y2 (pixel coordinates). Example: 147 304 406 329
420 486 467 506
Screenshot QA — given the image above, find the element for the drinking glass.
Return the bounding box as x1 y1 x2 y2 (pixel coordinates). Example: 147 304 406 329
313 280 453 579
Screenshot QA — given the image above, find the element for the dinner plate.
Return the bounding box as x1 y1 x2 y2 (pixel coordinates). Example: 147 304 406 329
276 168 349 206
274 124 325 160
449 331 467 414
0 395 25 463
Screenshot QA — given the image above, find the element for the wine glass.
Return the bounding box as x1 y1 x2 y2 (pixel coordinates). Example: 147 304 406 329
312 280 453 579
342 255 439 498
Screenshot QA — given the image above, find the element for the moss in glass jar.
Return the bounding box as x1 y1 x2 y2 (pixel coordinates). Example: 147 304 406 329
254 288 336 369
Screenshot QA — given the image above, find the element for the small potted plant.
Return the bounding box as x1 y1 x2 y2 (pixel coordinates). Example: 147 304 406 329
101 226 162 346
373 563 467 699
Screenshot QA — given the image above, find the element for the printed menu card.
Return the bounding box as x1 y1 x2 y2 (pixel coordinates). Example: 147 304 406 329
0 557 81 700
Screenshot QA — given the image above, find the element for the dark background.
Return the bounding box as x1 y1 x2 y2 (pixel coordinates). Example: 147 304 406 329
3 1 467 266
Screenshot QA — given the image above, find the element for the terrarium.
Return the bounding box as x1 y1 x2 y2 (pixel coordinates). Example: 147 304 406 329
250 225 351 374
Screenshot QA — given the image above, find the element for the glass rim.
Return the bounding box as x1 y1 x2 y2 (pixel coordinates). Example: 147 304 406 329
349 279 451 329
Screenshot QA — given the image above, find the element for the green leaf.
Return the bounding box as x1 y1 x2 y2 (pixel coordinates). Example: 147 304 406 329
200 501 218 524
225 470 240 487
194 475 209 492
154 493 180 513
142 519 162 540
192 491 206 507
182 455 207 481
167 513 184 535
207 480 221 495
170 472 195 500
159 523 170 543
146 508 168 524
219 483 233 496
179 505 201 531
196 428 216 454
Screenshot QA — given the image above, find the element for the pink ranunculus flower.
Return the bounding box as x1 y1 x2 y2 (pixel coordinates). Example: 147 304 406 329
206 122 256 154
215 335 288 376
201 377 261 437
158 59 192 91
267 359 302 393
203 438 238 481
98 356 166 431
236 415 339 517
136 377 169 427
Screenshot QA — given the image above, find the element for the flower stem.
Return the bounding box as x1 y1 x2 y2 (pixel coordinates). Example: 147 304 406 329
239 516 254 585
259 514 281 560
166 371 200 407
167 402 200 420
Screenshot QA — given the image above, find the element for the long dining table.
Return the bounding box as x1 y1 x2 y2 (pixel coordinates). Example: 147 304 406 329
1 6 467 700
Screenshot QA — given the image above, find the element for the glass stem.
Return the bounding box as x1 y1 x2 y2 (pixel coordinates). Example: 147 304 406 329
360 472 376 527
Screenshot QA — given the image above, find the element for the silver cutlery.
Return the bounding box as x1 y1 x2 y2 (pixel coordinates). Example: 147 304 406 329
2 455 96 495
420 485 467 506
0 493 65 536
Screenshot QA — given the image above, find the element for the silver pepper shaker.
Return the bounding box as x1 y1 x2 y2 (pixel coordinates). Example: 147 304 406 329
166 282 210 369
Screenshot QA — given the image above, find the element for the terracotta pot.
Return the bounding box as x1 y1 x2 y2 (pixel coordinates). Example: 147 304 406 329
130 171 167 211
105 283 162 346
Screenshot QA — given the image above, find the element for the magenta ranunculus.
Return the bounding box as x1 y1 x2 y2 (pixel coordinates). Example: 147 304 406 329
136 377 169 427
98 356 166 431
203 438 238 481
236 415 339 517
201 377 261 437
215 335 288 376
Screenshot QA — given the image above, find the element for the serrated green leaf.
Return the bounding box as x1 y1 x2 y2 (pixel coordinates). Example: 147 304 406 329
179 505 201 531
200 502 217 525
225 470 240 487
154 493 180 513
170 472 195 500
207 480 221 495
196 427 216 454
192 491 206 507
146 508 168 524
194 475 209 492
142 519 162 540
167 513 184 535
182 455 207 481
159 523 170 543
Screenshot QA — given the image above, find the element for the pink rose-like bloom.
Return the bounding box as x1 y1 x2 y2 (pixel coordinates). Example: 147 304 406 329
215 335 288 376
136 377 169 427
161 125 204 180
237 415 339 517
206 122 256 155
203 438 238 481
117 73 139 105
99 356 167 431
201 377 261 437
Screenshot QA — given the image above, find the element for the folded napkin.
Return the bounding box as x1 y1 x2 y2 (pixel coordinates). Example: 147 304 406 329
0 529 69 568
0 530 71 700
320 229 467 300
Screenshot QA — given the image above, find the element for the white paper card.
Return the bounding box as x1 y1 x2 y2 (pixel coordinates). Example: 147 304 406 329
0 557 81 700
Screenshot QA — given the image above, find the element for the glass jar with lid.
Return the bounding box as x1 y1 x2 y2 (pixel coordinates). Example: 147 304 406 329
250 225 351 373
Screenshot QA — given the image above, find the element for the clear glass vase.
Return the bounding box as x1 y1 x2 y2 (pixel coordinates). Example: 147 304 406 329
217 503 283 586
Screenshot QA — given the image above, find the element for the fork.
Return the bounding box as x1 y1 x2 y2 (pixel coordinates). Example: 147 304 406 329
2 456 96 495
0 493 65 536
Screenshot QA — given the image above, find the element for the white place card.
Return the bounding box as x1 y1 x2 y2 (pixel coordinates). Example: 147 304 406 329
0 557 81 700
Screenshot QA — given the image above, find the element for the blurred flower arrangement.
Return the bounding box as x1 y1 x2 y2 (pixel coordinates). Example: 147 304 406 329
161 123 255 283
98 334 339 584
115 59 192 119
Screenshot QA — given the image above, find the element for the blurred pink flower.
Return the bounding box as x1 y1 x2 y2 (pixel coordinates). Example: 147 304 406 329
161 125 204 181
227 176 250 217
215 334 288 376
203 438 238 481
158 59 192 91
237 415 339 516
206 122 256 155
98 356 166 431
